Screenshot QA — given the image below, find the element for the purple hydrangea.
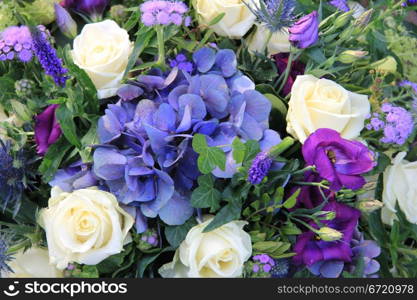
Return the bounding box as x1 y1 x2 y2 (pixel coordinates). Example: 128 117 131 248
49 161 98 192
169 54 194 73
89 47 282 232
366 103 414 145
31 29 68 87
0 25 49 63
140 0 189 27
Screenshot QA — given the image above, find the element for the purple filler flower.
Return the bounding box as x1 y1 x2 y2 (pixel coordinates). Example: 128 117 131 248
140 1 189 27
289 11 319 49
293 201 361 267
329 0 350 12
248 151 273 184
302 128 375 191
35 105 62 156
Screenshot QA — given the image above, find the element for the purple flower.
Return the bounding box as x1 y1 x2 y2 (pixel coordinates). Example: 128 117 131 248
90 48 281 232
273 53 305 96
31 29 68 87
49 161 98 192
54 3 77 39
293 202 361 267
248 151 273 184
302 128 375 191
292 171 334 209
289 11 319 49
61 0 109 19
169 54 194 73
35 105 62 156
329 0 350 12
140 0 189 27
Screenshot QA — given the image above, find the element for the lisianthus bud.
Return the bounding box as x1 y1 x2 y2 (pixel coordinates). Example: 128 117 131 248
334 11 354 29
338 50 368 64
54 3 77 39
110 5 127 24
371 56 398 74
357 199 384 213
354 9 373 28
317 227 343 242
10 99 32 122
289 11 319 49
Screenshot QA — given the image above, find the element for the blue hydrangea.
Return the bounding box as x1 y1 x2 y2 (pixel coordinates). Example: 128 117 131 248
88 47 282 232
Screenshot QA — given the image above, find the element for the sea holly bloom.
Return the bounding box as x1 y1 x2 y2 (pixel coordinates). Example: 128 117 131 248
289 11 319 49
34 105 62 156
302 128 375 191
293 201 361 267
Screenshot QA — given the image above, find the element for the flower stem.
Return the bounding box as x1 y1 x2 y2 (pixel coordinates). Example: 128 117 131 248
269 137 295 159
277 50 295 94
155 25 166 70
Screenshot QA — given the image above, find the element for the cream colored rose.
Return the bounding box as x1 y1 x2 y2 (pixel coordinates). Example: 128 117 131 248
2 247 63 278
287 75 370 143
248 24 290 55
39 187 134 269
194 0 256 39
71 20 133 99
382 152 417 226
159 218 252 278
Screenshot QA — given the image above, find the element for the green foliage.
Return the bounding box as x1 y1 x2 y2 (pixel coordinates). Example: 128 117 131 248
165 218 198 248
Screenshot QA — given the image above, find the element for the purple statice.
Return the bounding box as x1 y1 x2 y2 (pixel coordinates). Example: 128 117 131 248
366 103 414 146
329 0 350 12
245 0 296 33
31 28 68 87
0 25 50 63
169 54 194 73
85 47 282 232
308 228 381 278
140 0 189 27
302 128 375 192
248 151 273 184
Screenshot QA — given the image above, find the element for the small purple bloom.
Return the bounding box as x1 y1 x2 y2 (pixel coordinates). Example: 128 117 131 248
31 29 68 87
289 11 319 49
329 0 350 12
169 53 194 73
140 0 189 27
35 105 62 156
248 151 273 185
293 202 361 267
54 3 78 39
302 129 375 191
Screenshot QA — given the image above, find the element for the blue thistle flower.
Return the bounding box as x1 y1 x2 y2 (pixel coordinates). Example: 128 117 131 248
244 0 296 33
248 151 273 184
0 140 25 215
270 258 290 278
31 28 68 87
0 232 13 276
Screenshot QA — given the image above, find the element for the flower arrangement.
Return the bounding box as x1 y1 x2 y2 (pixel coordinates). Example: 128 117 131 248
0 0 416 279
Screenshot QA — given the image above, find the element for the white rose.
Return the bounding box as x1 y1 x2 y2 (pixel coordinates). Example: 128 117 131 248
0 105 21 139
194 0 256 39
159 218 252 278
2 247 63 278
382 152 417 225
287 75 370 143
39 187 134 269
248 24 290 56
71 20 133 99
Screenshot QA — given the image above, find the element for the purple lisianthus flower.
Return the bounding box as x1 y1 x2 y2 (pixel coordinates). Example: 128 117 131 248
90 48 282 232
54 3 78 39
308 227 381 278
292 171 334 209
289 11 319 49
302 128 375 191
61 0 109 20
273 53 305 96
35 105 62 156
293 201 361 267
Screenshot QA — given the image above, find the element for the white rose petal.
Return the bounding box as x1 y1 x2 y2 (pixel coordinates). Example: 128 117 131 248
248 24 291 56
382 152 417 226
71 20 133 99
2 247 63 278
159 218 252 278
39 188 134 269
194 0 257 39
287 75 370 143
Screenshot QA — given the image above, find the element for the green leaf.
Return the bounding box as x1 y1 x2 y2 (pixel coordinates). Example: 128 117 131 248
208 13 226 26
203 201 242 233
193 134 226 174
232 137 246 164
283 188 300 209
137 247 175 278
244 140 261 162
56 105 81 149
38 137 71 182
281 221 302 235
123 7 140 31
165 219 198 248
124 28 154 78
192 134 208 154
264 93 287 116
96 244 132 274
191 175 221 210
